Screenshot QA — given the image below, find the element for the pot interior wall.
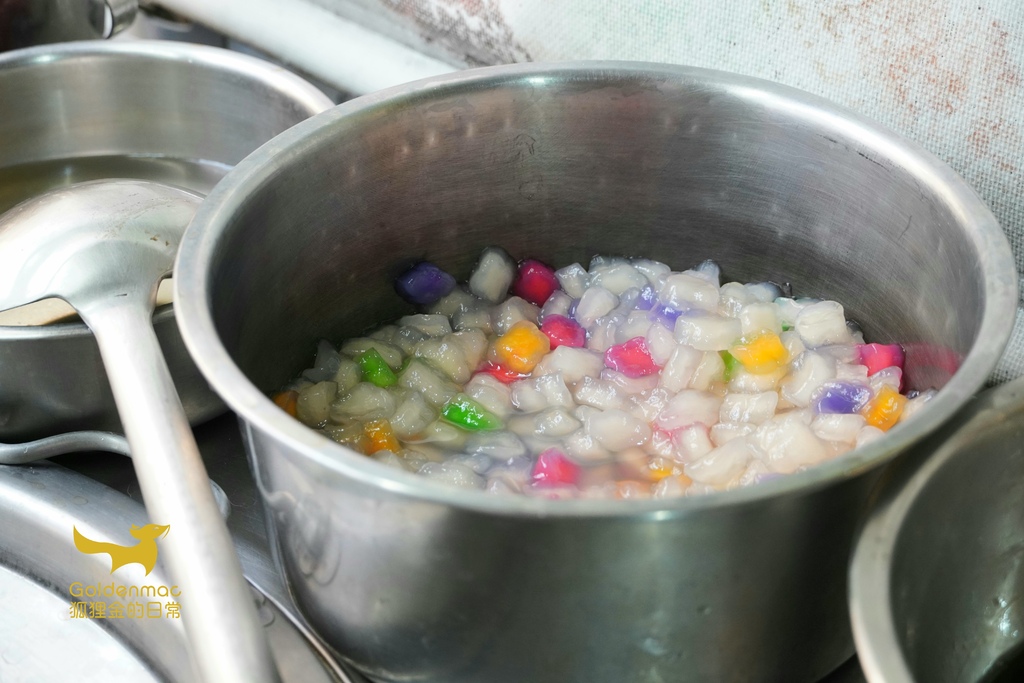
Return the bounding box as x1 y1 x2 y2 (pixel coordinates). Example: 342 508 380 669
206 72 983 393
0 49 314 171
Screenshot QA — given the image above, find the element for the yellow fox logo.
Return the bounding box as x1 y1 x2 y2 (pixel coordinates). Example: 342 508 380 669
73 524 170 576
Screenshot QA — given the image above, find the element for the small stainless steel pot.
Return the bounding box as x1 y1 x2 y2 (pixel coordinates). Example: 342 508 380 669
850 378 1024 683
0 40 332 440
175 63 1018 683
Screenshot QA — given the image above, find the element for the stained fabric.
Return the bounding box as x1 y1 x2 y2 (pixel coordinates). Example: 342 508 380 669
314 0 1024 381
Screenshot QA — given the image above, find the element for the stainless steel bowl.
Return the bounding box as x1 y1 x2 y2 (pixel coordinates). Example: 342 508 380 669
850 378 1024 683
175 62 1018 683
0 40 332 440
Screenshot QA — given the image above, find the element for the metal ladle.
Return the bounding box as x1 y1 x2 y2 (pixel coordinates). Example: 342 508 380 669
0 180 278 683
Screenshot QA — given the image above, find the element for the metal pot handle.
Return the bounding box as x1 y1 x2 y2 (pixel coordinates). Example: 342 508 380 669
0 430 233 519
104 0 137 37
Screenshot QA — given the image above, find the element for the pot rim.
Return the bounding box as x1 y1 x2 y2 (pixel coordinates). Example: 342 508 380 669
0 39 333 344
175 61 1018 518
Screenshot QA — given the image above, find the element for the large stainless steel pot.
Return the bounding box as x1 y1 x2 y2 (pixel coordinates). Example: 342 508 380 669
0 40 332 440
175 63 1018 683
849 377 1024 683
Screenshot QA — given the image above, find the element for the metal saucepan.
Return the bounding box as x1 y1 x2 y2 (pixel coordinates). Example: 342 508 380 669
174 63 1018 682
0 40 332 441
850 377 1024 683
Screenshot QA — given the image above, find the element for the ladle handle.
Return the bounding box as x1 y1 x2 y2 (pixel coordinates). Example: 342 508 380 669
83 300 278 683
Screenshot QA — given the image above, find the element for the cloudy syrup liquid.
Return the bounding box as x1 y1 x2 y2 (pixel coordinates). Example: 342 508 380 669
0 154 230 214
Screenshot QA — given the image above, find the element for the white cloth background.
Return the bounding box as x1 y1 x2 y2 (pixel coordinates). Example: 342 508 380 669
314 0 1024 382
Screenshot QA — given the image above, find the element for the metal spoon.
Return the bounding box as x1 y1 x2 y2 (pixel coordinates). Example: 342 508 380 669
0 180 278 683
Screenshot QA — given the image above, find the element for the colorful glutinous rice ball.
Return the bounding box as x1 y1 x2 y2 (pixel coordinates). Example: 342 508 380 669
272 248 933 499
